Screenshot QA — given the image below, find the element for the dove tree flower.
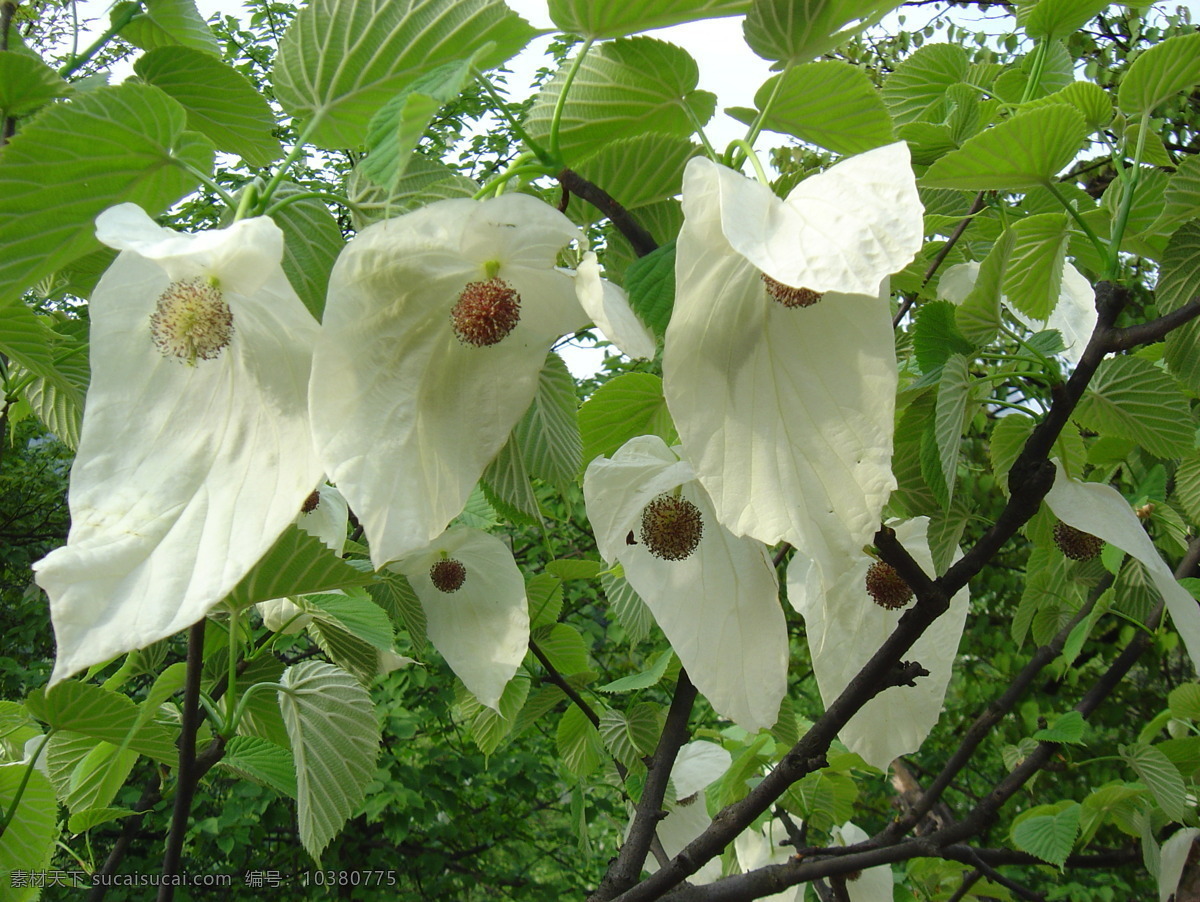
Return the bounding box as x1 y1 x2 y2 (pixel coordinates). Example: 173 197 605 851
34 203 322 685
389 525 528 710
662 142 923 576
583 435 788 731
789 518 969 770
643 740 732 884
311 193 642 569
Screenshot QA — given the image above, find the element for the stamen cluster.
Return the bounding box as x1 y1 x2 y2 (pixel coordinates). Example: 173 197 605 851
149 278 234 364
430 558 467 593
761 273 824 308
451 278 522 347
639 494 704 561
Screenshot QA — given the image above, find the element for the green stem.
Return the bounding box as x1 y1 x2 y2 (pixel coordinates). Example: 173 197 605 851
984 398 1040 418
727 139 769 184
232 182 258 223
475 70 554 166
100 651 140 691
680 100 719 162
59 1 143 78
1044 180 1107 263
998 322 1056 374
197 693 225 732
0 732 53 840
176 159 237 209
1106 111 1149 279
262 191 354 218
225 681 280 738
740 61 792 154
548 38 594 160
472 156 550 199
1019 40 1049 105
255 120 321 215
224 609 240 730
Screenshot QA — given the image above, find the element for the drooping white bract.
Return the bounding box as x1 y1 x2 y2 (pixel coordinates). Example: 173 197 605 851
583 435 788 732
1044 460 1200 671
733 819 807 902
311 193 599 569
34 203 321 685
1159 827 1200 902
663 142 922 573
390 525 528 711
830 823 893 902
789 519 969 771
575 251 656 359
938 261 1096 366
644 740 732 883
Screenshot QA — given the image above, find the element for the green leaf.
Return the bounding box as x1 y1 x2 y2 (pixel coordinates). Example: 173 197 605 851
566 134 697 226
48 738 138 813
1002 213 1071 321
934 354 971 506
1176 455 1200 527
233 656 291 749
1159 223 1200 394
784 771 858 833
598 703 661 768
525 37 715 162
534 623 590 676
548 0 749 39
133 46 281 167
1118 32 1200 115
597 649 674 693
546 559 603 581
743 0 902 65
1020 0 1109 40
1171 684 1200 722
579 373 676 471
0 52 69 118
67 807 137 835
459 672 530 756
956 230 1014 345
25 682 177 765
1033 710 1087 744
556 705 605 777
601 571 654 643
0 764 56 879
481 438 541 525
305 590 395 653
623 240 676 340
1021 80 1113 131
268 184 344 321
219 736 298 798
923 106 1088 190
226 525 377 609
367 570 426 656
512 352 581 491
279 661 380 860
991 414 1036 494
1073 356 1195 459
1121 742 1188 821
1080 783 1146 845
751 61 894 156
1010 802 1081 868
272 0 535 149
882 43 968 126
527 573 565 630
115 0 220 56
307 619 384 684
0 305 60 400
0 82 214 307
1156 155 1200 234
994 41 1074 103
913 300 974 372
604 199 684 283
348 155 478 229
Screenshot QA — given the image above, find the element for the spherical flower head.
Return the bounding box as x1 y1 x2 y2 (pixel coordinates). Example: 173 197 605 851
1053 520 1104 561
451 277 521 347
761 273 824 309
429 557 467 592
864 560 913 610
149 276 234 364
640 493 704 561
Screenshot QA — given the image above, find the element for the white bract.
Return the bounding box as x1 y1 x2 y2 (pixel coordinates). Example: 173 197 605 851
575 251 656 359
1044 460 1200 671
311 193 617 569
34 204 321 685
583 435 788 731
663 142 923 583
937 260 1096 366
1159 827 1200 902
734 819 807 902
830 823 893 901
390 526 528 710
789 519 969 770
643 740 732 884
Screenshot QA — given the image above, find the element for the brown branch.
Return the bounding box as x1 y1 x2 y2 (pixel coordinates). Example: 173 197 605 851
530 638 602 729
1104 297 1200 352
558 168 658 258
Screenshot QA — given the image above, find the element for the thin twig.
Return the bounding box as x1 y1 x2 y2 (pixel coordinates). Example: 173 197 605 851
530 639 602 729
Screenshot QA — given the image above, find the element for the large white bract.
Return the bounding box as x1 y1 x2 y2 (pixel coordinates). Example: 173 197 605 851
789 519 969 771
583 435 788 732
311 193 608 569
663 142 923 580
34 203 322 685
390 526 529 711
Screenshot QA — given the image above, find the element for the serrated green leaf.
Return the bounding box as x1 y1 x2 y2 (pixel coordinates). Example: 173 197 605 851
220 736 298 798
556 705 605 777
1156 156 1200 234
46 733 138 813
623 240 676 339
305 590 395 653
1002 213 1070 320
1021 80 1113 131
743 0 902 65
565 135 698 226
956 231 1013 345
1170 684 1200 721
604 199 684 283
920 420 951 511
913 300 974 372
1176 456 1200 527
526 573 565 630
1010 802 1080 868
601 571 654 643
512 352 581 491
0 52 69 118
1014 544 1072 647
0 82 213 307
548 0 749 39
460 672 530 756
272 0 534 149
25 682 177 765
1073 356 1194 459
991 413 1036 494
268 184 344 321
1122 742 1188 821
934 354 971 506
598 703 661 768
1033 710 1087 744
279 661 380 861
534 623 590 676
1080 783 1147 845
784 770 858 833
1020 0 1108 40
751 60 894 155
597 649 674 693
307 618 385 684
116 0 220 56
134 46 281 167
481 438 541 525
923 106 1088 190
348 155 478 229
546 558 603 581
525 37 714 163
367 570 426 656
1118 32 1200 116
67 807 136 835
0 764 56 879
233 656 291 748
1159 223 1200 394
882 43 968 126
994 41 1074 103
226 525 376 609
579 373 676 470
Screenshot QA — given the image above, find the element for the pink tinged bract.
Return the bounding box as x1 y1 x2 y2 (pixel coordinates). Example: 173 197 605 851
1044 460 1200 672
664 143 922 564
35 203 322 685
391 526 529 711
789 519 969 771
583 435 788 732
310 193 592 569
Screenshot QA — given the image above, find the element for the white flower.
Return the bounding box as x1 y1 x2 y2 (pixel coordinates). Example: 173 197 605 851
789 518 969 770
390 525 529 710
734 819 807 902
1044 459 1200 670
643 740 732 884
1159 827 1199 902
663 142 923 575
937 260 1096 366
34 204 321 685
830 823 893 901
575 251 656 359
583 435 788 731
311 193 608 569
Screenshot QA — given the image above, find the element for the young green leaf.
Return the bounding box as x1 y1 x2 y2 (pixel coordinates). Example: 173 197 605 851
1118 32 1200 116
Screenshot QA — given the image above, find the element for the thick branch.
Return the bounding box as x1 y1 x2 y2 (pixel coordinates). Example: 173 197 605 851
558 168 658 258
1104 297 1200 352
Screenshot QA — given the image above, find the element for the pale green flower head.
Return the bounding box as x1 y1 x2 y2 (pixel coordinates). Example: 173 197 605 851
35 203 322 685
311 193 610 569
583 434 788 732
663 142 923 570
391 525 529 711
